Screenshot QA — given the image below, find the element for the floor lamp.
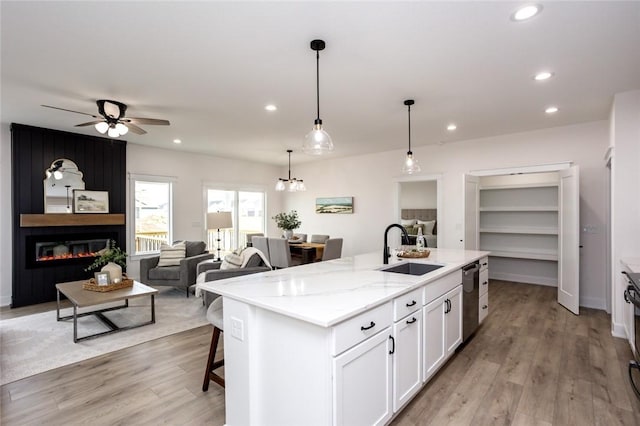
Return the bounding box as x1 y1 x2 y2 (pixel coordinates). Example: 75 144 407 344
207 211 233 261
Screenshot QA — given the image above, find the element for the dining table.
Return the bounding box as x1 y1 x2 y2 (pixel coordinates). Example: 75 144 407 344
289 241 325 264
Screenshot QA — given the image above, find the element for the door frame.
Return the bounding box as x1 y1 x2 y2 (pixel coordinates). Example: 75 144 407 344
393 174 443 248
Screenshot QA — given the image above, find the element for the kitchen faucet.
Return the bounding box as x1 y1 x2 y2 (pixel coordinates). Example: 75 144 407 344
383 224 410 264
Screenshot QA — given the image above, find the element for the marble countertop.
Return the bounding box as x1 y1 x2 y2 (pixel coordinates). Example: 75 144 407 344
621 258 640 273
198 248 490 328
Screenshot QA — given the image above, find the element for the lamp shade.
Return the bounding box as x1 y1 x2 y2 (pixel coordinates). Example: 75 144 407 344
207 211 232 230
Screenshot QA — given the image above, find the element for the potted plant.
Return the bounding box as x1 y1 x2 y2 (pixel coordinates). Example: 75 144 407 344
273 210 302 239
85 239 127 281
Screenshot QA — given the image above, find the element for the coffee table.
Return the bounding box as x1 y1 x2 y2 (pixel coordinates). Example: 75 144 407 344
56 280 158 343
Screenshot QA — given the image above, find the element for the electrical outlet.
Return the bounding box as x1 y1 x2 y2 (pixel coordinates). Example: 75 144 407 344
230 317 244 341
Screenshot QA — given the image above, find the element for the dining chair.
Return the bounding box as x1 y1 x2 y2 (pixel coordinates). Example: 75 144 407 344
268 237 292 269
245 232 264 247
310 234 330 243
322 238 343 261
252 236 271 263
292 233 307 242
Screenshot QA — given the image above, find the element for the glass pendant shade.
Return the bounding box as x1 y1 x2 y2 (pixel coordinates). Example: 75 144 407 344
276 150 306 192
297 180 306 191
95 122 109 134
115 123 129 135
275 179 286 191
107 125 119 138
53 170 64 180
402 152 421 174
303 123 334 155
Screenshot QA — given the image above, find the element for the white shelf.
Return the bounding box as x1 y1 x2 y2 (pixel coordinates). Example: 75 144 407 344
479 227 558 235
484 250 558 261
479 206 558 212
479 183 558 190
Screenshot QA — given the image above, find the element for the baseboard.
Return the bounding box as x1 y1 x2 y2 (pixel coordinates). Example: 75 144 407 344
0 295 11 307
612 321 628 339
490 271 557 287
579 296 606 311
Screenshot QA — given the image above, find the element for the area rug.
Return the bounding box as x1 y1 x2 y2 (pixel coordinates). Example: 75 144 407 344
0 287 208 385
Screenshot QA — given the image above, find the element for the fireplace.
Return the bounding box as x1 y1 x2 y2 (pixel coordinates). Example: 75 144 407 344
26 232 117 269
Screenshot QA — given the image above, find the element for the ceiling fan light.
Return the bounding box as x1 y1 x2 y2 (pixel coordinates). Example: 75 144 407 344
95 122 109 134
115 123 128 135
53 170 64 180
107 125 120 138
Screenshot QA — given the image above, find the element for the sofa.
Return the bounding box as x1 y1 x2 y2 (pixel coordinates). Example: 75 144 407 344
139 240 213 297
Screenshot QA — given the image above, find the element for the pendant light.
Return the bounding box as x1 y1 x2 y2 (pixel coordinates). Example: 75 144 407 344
402 99 421 174
275 150 306 192
303 39 334 155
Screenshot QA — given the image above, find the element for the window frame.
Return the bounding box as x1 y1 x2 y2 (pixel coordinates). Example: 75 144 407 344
128 173 177 259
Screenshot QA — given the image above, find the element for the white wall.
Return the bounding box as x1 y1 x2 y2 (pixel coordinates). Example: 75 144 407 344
283 121 609 310
0 123 12 306
126 144 283 280
610 90 640 337
399 180 437 209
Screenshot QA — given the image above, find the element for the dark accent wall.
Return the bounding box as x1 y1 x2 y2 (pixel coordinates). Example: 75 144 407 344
11 123 127 307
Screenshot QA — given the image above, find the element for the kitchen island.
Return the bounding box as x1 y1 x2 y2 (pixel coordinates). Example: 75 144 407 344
199 248 489 425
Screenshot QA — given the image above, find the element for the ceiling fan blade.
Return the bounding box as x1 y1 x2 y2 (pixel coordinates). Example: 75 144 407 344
41 105 99 118
124 117 170 126
125 122 147 135
75 120 105 127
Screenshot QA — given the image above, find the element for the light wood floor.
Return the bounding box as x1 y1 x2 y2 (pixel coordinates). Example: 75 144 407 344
2 281 639 425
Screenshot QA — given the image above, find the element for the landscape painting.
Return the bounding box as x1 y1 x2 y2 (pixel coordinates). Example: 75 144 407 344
315 197 353 214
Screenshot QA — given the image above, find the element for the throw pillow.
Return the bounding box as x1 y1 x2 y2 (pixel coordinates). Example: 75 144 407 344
417 220 436 235
401 219 417 226
157 241 186 267
220 248 245 270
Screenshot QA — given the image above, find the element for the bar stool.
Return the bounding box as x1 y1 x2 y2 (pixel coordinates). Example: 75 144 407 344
202 296 225 391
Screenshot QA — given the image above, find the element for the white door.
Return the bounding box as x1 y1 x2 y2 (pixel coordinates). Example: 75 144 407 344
463 174 480 250
444 285 463 354
333 329 393 426
393 313 422 412
423 295 446 382
558 166 580 315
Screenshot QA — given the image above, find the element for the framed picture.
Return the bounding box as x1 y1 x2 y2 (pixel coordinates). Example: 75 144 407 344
73 190 109 213
94 271 111 286
316 197 354 214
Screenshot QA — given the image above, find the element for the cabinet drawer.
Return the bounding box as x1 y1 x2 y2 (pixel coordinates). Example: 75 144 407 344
479 269 489 296
423 270 462 306
393 288 422 321
479 292 489 323
479 256 489 272
331 302 393 356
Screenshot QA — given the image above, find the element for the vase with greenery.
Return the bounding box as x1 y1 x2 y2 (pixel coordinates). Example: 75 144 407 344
85 239 127 275
273 210 301 239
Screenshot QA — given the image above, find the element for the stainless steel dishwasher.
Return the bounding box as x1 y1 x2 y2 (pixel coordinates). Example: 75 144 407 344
462 261 480 342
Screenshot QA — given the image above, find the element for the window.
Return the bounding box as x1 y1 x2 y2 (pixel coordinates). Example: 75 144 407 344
130 175 174 255
206 188 265 254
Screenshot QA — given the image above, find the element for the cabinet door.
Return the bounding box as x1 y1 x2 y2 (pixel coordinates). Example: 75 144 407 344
333 328 392 426
393 313 422 412
423 294 446 382
445 285 463 355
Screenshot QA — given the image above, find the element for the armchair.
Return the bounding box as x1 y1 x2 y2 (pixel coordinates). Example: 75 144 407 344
139 241 213 297
196 251 271 306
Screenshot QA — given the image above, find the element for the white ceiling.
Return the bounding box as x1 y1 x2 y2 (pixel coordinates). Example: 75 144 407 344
2 1 639 166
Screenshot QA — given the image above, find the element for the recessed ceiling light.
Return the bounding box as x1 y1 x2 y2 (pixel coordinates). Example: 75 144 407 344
534 71 554 81
265 104 277 111
511 4 542 21
447 124 457 131
545 106 559 114
173 139 182 144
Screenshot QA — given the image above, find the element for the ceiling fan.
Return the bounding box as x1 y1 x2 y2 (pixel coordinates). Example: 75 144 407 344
42 99 170 138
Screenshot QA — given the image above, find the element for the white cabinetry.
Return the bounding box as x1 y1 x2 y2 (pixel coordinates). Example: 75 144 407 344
392 287 422 412
479 257 489 323
333 328 393 426
423 284 463 382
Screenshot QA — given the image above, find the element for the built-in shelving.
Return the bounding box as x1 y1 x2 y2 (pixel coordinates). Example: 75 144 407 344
482 250 558 261
20 213 125 227
479 226 558 235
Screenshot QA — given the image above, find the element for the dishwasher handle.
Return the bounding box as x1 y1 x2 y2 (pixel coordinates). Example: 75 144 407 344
462 263 480 276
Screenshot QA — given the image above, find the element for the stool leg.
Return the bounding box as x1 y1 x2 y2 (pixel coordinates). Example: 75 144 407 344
202 326 224 391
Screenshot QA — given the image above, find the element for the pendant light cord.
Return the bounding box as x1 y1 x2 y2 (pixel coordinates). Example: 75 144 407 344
407 103 412 153
316 50 321 121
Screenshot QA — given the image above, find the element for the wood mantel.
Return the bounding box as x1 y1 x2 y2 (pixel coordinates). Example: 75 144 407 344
20 214 125 227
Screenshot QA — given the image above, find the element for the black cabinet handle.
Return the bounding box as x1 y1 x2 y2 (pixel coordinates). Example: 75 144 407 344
389 335 395 354
482 305 488 310
482 262 488 266
406 300 417 307
482 281 488 286
444 299 451 314
406 317 417 325
361 321 376 331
